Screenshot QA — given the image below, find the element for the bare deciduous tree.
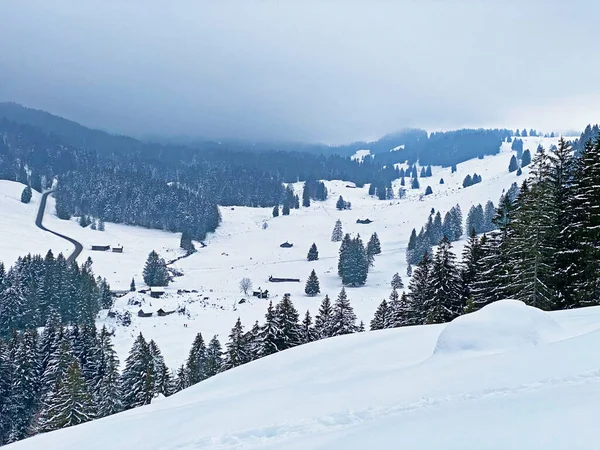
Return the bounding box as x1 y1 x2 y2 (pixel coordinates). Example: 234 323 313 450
239 277 253 295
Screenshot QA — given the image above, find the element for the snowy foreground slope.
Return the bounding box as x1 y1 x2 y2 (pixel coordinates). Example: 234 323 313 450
7 300 600 450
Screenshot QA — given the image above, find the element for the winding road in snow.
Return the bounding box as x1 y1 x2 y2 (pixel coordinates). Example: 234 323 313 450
35 190 83 264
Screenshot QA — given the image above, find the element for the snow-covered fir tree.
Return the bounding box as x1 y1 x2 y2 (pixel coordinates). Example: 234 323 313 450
275 294 302 351
314 295 334 339
391 272 404 290
330 288 357 336
331 219 343 242
307 243 319 261
305 269 320 296
222 318 251 370
142 250 169 287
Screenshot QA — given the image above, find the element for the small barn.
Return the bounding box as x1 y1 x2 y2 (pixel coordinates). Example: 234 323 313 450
252 289 269 299
91 245 110 251
150 287 166 298
112 245 124 253
280 241 294 248
269 276 300 283
138 309 153 318
356 218 373 224
157 308 175 317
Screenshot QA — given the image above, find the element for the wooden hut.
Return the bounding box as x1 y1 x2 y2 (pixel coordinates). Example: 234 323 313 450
137 309 153 318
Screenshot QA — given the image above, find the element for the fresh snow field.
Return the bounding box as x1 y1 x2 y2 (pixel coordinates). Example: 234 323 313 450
0 136 574 371
6 300 600 450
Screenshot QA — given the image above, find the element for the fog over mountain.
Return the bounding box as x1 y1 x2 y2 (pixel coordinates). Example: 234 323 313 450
0 0 598 143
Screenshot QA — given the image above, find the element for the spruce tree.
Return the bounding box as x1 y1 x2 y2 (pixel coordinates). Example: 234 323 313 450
272 205 279 217
411 176 420 189
483 200 496 232
424 186 433 195
331 219 343 242
204 336 223 378
275 294 302 350
407 264 412 277
509 155 518 172
97 219 105 231
370 299 389 330
391 272 404 290
305 269 320 296
367 232 382 255
522 149 532 167
185 333 207 386
222 318 251 370
94 326 121 418
142 250 169 287
300 310 317 344
130 278 136 292
330 288 357 336
336 196 346 210
425 237 463 323
407 252 433 325
38 360 96 432
307 243 319 261
314 295 334 339
148 340 172 397
507 149 556 310
180 231 196 254
282 203 290 216
258 301 281 357
302 182 311 207
121 333 154 410
20 186 32 204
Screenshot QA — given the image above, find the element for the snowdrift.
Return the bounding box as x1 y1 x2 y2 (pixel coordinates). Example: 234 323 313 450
434 300 563 355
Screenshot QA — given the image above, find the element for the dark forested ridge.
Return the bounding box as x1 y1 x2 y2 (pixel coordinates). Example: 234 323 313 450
0 104 395 239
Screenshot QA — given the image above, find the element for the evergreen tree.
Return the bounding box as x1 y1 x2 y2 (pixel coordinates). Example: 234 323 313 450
425 237 463 323
483 200 496 232
121 333 154 409
466 204 485 234
522 149 532 167
570 138 600 306
97 219 105 231
272 205 279 217
300 310 317 344
548 138 578 309
282 203 290 216
275 294 302 350
148 340 172 397
367 232 382 255
407 252 433 325
222 318 251 370
517 167 523 176
142 251 169 287
204 336 223 378
302 182 311 207
406 228 418 265
37 360 96 432
340 235 368 286
330 288 357 336
507 149 557 310
509 155 518 172
370 299 390 330
336 196 346 210
462 174 473 188
411 176 420 189
20 186 32 204
426 165 433 177
307 243 319 261
314 295 334 339
90 219 97 230
424 186 433 195
391 272 404 290
331 219 343 242
130 278 136 292
94 326 121 418
304 269 320 296
258 301 281 357
185 333 207 386
407 264 413 277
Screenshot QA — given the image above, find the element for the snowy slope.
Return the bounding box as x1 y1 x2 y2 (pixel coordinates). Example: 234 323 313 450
0 181 72 264
7 301 600 450
0 136 575 370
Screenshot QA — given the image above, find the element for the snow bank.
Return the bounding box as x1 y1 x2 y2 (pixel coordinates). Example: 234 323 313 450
434 300 563 355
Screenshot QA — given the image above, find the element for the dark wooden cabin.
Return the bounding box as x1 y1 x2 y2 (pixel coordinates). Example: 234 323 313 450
157 308 175 317
356 218 373 224
91 245 110 251
280 241 294 248
269 276 300 283
138 309 153 318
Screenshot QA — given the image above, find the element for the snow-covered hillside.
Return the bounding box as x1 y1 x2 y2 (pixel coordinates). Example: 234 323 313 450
0 136 574 369
7 300 600 450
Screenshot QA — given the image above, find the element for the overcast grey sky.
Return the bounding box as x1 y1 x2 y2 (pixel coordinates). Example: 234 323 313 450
0 1 598 143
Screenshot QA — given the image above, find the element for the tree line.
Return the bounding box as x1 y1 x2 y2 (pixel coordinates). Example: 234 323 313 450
0 252 111 336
